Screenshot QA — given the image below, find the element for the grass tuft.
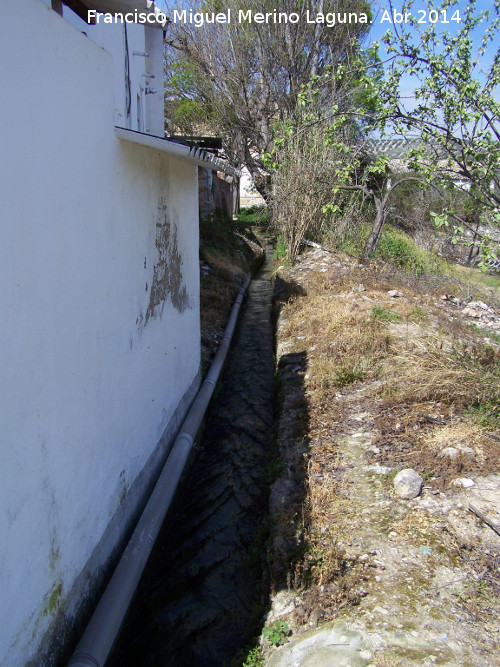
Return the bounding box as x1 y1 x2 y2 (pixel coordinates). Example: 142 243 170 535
371 304 403 322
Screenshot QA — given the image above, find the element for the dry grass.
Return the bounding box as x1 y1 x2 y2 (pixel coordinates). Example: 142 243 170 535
301 464 345 587
373 656 405 667
201 246 246 279
279 275 393 393
280 261 500 436
383 336 500 409
425 421 488 460
373 405 500 489
289 467 366 623
200 271 237 367
271 248 500 658
276 254 500 568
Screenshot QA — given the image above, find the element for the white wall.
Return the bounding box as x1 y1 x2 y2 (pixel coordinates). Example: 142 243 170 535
60 4 165 135
0 1 200 664
144 24 165 135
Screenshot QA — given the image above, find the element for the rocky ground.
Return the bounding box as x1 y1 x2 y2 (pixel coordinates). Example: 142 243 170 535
263 247 500 667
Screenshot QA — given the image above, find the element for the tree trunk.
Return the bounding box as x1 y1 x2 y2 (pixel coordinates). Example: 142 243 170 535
250 170 271 204
467 218 481 264
362 199 386 260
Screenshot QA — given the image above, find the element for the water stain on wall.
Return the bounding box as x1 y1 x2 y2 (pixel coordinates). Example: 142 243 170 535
146 197 188 323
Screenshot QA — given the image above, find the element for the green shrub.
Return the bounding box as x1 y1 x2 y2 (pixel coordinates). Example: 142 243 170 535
237 205 269 226
336 223 369 257
274 237 288 261
466 399 500 429
262 620 289 646
334 364 365 386
231 645 264 667
242 647 264 666
376 226 445 276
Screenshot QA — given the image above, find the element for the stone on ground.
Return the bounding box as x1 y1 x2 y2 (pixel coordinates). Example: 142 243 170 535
393 468 423 499
267 621 372 667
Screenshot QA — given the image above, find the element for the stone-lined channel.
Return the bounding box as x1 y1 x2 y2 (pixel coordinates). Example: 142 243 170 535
108 250 275 666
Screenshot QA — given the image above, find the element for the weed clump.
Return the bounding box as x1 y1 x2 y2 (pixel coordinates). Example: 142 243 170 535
385 338 500 410
376 226 445 275
237 204 270 227
371 304 403 323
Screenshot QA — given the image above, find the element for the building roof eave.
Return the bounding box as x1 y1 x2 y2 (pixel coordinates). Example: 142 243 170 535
115 127 239 176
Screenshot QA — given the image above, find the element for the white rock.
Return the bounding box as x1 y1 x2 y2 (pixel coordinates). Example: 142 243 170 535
439 445 476 460
374 605 390 615
469 301 489 310
462 307 481 318
387 289 403 298
458 446 476 460
453 477 475 488
438 447 460 460
393 469 423 499
365 464 391 475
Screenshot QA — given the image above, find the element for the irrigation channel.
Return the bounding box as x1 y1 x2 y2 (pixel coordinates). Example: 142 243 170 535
108 250 275 666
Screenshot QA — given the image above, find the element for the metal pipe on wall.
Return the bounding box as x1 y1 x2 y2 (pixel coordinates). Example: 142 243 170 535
68 274 251 667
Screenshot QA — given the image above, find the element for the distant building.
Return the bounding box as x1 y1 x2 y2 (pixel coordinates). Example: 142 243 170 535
240 167 266 207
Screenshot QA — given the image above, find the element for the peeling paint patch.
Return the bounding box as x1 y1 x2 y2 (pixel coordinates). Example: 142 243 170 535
146 197 188 322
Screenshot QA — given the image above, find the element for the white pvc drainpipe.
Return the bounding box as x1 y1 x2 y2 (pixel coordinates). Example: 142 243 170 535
68 274 251 667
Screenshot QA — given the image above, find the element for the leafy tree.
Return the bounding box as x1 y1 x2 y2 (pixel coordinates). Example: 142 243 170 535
295 0 500 262
377 0 500 261
163 0 371 198
164 59 211 134
264 47 386 260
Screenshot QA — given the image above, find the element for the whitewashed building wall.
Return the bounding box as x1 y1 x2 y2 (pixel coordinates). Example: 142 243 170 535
0 1 201 664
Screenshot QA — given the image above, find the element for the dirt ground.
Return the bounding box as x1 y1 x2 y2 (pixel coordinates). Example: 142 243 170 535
264 247 500 666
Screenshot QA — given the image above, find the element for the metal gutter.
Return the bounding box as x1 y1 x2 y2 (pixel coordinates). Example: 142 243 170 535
115 127 239 176
68 274 251 667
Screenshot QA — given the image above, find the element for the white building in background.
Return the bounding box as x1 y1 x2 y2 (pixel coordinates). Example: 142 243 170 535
240 167 266 207
0 1 233 664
